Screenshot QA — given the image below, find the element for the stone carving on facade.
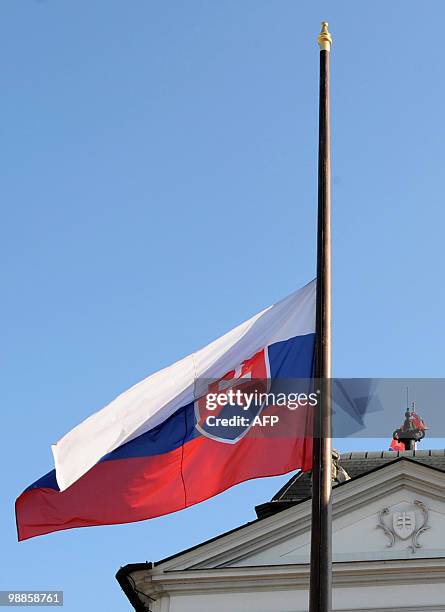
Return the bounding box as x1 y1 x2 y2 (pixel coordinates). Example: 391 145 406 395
332 449 350 483
377 500 430 553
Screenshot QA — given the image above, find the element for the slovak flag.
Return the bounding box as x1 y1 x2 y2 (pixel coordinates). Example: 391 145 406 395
16 280 315 540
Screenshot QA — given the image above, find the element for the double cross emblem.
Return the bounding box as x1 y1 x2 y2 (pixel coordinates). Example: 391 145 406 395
377 500 430 553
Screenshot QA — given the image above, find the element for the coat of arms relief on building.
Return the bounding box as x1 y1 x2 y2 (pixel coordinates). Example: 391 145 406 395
377 500 430 553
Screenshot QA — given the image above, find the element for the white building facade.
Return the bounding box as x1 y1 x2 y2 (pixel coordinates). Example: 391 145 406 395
117 450 445 612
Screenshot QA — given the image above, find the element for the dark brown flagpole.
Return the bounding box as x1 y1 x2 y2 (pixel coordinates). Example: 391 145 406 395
309 21 333 612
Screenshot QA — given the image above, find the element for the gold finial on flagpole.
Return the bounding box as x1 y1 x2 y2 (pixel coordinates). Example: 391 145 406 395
317 21 333 51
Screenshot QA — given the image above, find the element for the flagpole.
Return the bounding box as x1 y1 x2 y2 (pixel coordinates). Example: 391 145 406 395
309 21 333 612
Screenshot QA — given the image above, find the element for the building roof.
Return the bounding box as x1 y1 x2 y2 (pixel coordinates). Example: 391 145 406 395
255 449 445 519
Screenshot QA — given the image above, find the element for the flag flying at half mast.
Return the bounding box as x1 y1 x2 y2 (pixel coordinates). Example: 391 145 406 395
16 280 315 540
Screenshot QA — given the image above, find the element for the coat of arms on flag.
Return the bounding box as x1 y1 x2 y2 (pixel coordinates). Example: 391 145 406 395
194 348 271 444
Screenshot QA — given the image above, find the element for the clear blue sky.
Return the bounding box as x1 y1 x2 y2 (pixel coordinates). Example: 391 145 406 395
2 1 445 610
